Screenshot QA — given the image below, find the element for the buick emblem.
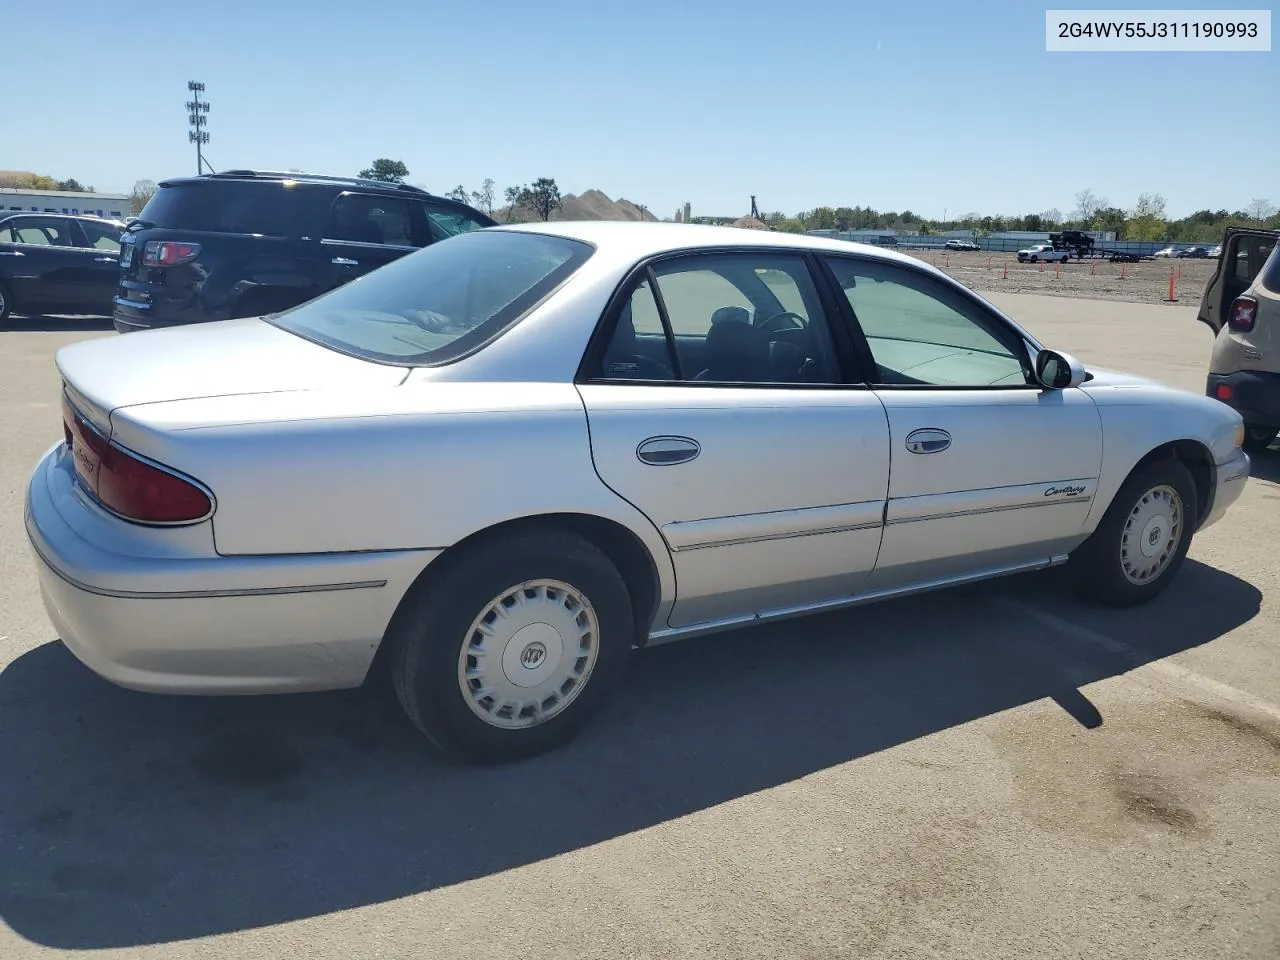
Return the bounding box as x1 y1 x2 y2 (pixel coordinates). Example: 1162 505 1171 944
519 642 547 669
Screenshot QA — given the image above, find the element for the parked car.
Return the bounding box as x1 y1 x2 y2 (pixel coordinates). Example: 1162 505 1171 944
1200 226 1280 452
944 239 980 251
0 213 126 323
1017 244 1069 263
1153 246 1180 258
113 170 497 333
1207 245 1223 258
29 223 1250 763
1183 246 1211 259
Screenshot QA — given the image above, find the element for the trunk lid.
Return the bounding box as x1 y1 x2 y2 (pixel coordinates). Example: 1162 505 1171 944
55 317 405 416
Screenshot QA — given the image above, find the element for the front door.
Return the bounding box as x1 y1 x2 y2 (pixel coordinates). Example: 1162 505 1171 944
72 218 123 314
320 192 420 291
577 250 891 629
820 254 1103 588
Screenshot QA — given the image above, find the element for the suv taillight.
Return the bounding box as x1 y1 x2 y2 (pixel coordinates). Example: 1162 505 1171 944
62 395 213 524
141 240 202 267
1227 296 1257 333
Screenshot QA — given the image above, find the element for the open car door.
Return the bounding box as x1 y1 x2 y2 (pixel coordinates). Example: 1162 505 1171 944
1198 227 1279 334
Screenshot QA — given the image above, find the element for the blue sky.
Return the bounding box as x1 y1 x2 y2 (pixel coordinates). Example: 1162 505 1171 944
3 0 1275 219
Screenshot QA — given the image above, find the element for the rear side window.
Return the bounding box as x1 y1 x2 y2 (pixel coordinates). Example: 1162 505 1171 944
138 182 301 236
1255 237 1280 293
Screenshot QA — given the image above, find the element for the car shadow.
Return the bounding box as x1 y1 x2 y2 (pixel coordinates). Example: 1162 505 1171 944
0 559 1260 949
1247 446 1280 484
3 313 115 332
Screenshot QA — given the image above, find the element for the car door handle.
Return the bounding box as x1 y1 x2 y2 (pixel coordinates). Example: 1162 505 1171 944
331 257 359 266
94 256 116 262
905 428 951 454
636 436 701 466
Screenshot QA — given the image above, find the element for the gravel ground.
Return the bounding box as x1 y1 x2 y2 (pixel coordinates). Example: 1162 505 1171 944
1 300 1278 959
904 251 1220 309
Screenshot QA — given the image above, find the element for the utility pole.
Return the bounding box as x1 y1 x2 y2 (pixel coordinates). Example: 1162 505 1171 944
186 81 211 175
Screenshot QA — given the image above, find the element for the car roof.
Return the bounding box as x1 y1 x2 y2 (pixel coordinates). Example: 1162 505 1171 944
491 220 929 268
0 212 125 225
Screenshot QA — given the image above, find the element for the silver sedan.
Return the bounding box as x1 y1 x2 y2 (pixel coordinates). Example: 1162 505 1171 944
26 223 1251 763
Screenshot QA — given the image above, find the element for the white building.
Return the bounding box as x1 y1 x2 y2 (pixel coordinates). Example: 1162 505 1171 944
0 188 131 220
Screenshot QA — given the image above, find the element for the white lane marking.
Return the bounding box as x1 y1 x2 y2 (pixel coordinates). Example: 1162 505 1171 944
999 598 1280 723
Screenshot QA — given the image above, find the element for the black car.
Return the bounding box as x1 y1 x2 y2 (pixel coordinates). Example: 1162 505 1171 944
0 213 126 323
1183 246 1211 259
114 170 498 333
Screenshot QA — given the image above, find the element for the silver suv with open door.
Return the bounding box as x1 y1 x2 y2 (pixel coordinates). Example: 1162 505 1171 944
1200 226 1280 453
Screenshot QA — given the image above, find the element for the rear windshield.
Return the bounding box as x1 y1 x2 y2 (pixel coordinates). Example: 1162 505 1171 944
139 181 302 236
267 230 594 366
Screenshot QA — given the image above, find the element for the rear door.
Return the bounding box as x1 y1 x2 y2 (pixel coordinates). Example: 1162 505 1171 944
1198 228 1279 333
0 216 94 311
321 192 420 289
577 249 891 631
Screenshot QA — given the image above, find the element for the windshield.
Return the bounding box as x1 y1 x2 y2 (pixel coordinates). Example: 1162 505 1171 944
267 229 594 365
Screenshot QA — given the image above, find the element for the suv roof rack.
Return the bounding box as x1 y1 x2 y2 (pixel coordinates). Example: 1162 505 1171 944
200 169 431 195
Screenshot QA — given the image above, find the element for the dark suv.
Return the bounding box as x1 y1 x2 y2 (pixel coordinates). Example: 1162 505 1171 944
114 170 497 333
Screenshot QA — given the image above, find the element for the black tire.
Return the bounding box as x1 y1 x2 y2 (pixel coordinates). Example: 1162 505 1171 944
1069 459 1198 608
0 279 12 324
1242 425 1278 454
389 528 634 764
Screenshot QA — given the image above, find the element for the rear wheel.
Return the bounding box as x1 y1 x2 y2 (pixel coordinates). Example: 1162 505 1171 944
1069 459 1197 607
1243 425 1278 453
389 529 634 764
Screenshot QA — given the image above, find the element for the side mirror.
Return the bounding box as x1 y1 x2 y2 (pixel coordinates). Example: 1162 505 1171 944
1035 349 1086 390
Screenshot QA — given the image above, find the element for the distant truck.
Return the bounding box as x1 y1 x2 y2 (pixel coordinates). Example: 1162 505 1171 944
1017 243 1070 263
1049 229 1144 263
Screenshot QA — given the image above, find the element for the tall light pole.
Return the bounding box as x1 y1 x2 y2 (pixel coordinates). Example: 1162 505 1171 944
186 81 211 175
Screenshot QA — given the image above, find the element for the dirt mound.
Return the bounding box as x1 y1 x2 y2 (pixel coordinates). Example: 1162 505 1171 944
499 188 657 223
731 216 772 230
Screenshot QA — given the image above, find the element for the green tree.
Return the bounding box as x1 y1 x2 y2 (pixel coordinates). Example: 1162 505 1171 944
56 177 94 192
358 158 410 183
1126 192 1167 241
444 184 468 202
470 178 495 215
130 179 157 215
522 177 562 221
502 184 526 222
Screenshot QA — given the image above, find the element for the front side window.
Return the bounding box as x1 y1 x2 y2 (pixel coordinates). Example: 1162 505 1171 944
422 200 492 242
324 193 414 247
825 256 1030 387
268 229 592 365
596 252 843 385
79 220 122 251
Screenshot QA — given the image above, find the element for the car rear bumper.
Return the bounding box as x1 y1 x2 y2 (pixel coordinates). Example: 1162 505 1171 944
1206 370 1280 426
25 443 438 694
1198 448 1250 533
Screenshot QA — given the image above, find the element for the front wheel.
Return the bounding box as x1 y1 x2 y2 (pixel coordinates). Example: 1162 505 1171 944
0 279 12 324
1242 425 1278 453
389 528 634 764
1069 459 1197 607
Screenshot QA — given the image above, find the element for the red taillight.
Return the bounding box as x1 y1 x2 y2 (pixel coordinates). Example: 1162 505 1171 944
61 395 212 524
1227 296 1257 333
141 240 201 267
1215 383 1233 401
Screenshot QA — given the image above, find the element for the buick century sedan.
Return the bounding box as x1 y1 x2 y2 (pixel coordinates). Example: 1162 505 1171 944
26 223 1251 762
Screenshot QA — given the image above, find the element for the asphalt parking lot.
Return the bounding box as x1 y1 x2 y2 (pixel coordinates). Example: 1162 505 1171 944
1 297 1278 960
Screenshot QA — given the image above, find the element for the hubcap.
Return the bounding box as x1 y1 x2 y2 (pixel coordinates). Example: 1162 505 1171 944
1120 484 1183 585
457 579 600 730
